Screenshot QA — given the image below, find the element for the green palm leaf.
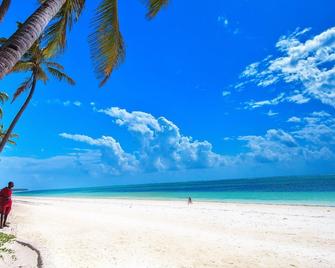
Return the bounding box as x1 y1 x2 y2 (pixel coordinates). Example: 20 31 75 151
0 124 17 145
42 0 85 57
36 66 49 84
11 61 35 73
145 0 169 19
0 37 7 44
0 91 8 104
0 91 8 119
47 67 75 85
46 61 65 70
89 0 125 87
0 0 11 22
12 76 33 103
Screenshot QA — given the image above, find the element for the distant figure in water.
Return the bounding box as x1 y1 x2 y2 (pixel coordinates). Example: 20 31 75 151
0 181 14 228
188 197 192 205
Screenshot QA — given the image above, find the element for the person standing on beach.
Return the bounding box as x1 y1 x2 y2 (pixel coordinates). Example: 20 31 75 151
0 181 14 228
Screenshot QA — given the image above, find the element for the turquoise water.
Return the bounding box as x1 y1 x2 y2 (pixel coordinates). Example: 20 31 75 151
15 175 335 206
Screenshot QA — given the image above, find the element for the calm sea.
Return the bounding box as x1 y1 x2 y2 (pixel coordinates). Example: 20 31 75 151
15 175 335 206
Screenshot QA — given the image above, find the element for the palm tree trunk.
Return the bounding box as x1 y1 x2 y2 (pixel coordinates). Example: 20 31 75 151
0 0 66 79
0 76 37 153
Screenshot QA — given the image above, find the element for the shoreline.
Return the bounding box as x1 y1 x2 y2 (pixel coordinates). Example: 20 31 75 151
14 194 335 208
7 196 335 267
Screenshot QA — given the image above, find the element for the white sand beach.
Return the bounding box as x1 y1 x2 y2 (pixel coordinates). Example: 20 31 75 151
4 197 335 268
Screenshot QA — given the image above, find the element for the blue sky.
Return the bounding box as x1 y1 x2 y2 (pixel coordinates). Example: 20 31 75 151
0 0 334 189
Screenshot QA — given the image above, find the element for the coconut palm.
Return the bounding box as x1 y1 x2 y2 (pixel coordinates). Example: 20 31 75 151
0 0 169 85
0 92 18 145
0 91 8 119
0 0 11 22
0 124 17 145
0 34 75 152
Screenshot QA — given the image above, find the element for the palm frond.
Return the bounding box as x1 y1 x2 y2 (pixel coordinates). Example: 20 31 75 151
0 37 7 44
0 91 8 104
145 0 169 19
47 67 75 85
46 61 65 70
89 0 125 87
42 0 85 57
36 66 49 84
11 61 35 73
12 76 33 103
0 0 11 22
0 124 18 145
0 91 8 119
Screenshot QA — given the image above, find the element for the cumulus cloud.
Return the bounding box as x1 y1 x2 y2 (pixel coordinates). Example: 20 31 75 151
61 107 227 174
292 111 335 146
61 107 335 176
3 107 335 186
62 107 335 172
238 129 299 162
238 111 335 163
59 134 139 174
239 27 335 107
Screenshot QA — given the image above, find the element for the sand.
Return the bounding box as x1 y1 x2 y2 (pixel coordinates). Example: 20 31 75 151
4 197 335 268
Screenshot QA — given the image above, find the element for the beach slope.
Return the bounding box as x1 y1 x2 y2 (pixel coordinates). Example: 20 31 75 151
8 197 335 268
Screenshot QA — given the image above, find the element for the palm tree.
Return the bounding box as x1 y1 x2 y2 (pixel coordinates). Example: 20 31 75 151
0 91 8 118
0 34 75 152
0 124 17 145
0 0 169 85
0 0 11 22
0 92 18 145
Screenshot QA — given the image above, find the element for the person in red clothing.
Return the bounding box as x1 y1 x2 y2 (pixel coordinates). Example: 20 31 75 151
0 181 14 228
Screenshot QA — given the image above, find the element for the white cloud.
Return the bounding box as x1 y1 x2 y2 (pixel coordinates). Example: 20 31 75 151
244 91 312 109
222 91 231 97
63 100 71 106
60 133 139 174
64 107 335 174
61 107 227 173
46 99 83 107
287 116 301 123
238 111 335 163
239 27 335 107
217 15 239 35
3 107 335 186
244 93 285 109
292 111 335 146
266 110 278 116
238 129 299 162
285 93 310 104
0 149 140 188
217 16 228 26
63 108 335 172
73 101 82 107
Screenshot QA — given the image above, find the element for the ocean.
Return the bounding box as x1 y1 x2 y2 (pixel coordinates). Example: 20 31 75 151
15 175 335 206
